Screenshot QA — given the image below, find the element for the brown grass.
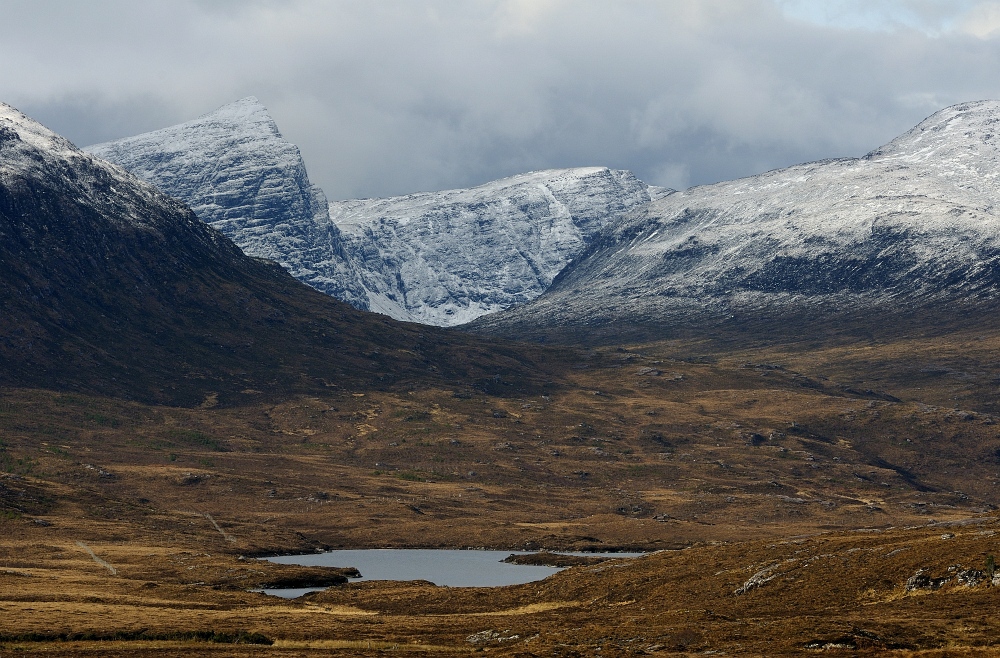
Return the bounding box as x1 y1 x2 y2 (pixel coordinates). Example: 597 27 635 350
4 329 1000 654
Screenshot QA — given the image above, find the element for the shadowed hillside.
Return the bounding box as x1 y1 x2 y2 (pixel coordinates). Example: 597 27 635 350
0 103 549 406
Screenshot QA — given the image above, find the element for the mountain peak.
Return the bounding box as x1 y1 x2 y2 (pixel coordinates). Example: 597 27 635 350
1 101 178 232
868 99 1000 162
1 101 88 164
85 99 370 310
88 104 661 326
87 97 281 154
215 95 267 113
474 99 1000 342
910 99 1000 133
194 96 278 134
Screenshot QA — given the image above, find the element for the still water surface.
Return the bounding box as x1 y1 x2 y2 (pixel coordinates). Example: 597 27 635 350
261 548 642 596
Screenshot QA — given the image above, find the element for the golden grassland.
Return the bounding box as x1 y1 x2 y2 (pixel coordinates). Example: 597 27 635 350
4 330 1000 655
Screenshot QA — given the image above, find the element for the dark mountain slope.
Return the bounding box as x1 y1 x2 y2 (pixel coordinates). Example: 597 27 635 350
0 103 544 405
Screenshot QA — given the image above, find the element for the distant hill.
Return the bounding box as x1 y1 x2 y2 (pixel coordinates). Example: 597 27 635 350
0 102 545 405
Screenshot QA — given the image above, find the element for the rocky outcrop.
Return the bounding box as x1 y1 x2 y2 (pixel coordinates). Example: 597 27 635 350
501 551 610 567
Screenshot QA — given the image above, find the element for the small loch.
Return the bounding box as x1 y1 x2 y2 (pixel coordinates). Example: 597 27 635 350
260 549 642 597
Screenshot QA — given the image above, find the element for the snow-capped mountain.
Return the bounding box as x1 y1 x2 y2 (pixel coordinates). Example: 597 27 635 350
331 168 668 325
0 101 541 403
86 99 666 326
474 101 1000 338
85 97 368 309
0 99 301 400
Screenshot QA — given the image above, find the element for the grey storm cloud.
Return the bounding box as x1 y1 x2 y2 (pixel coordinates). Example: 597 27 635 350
3 0 1000 200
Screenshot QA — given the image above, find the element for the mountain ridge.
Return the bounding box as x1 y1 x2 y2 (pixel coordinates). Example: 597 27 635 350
471 100 1000 342
330 166 668 325
85 99 666 326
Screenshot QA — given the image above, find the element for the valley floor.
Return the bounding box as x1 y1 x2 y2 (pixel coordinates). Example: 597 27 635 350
5 331 1000 655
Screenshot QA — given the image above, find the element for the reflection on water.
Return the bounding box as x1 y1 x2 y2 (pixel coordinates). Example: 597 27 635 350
260 549 642 596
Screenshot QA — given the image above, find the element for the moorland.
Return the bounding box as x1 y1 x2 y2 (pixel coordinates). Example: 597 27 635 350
5 324 1000 655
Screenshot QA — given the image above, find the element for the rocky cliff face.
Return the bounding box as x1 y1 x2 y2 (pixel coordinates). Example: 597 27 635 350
474 101 1000 339
85 97 368 309
86 100 666 326
331 167 668 325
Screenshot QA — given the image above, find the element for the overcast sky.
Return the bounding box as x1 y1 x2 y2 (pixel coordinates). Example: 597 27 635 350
3 0 1000 200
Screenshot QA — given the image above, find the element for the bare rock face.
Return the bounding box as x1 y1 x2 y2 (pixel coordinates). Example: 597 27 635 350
85 98 368 309
474 101 1000 339
331 167 667 325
